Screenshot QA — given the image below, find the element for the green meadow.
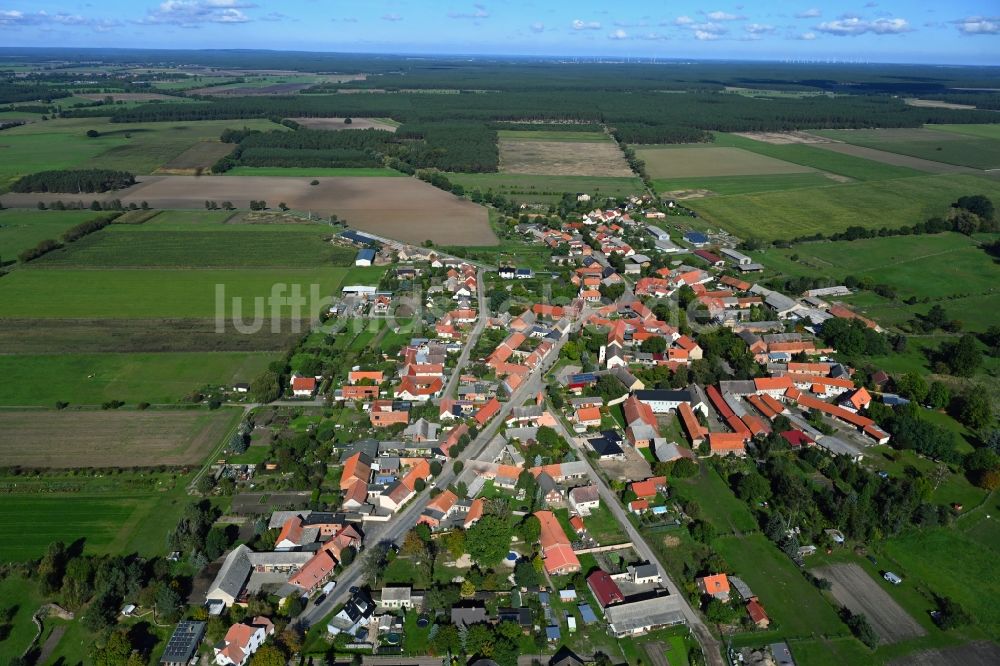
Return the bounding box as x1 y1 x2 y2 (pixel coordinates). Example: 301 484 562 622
0 209 100 262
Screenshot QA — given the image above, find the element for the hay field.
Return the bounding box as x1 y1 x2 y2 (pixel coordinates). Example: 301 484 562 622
499 138 634 177
0 409 240 467
0 175 495 246
636 145 815 179
0 209 99 261
290 117 398 132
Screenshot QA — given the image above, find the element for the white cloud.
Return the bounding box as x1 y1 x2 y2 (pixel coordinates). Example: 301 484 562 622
705 11 743 21
608 28 628 40
529 21 545 33
691 22 727 35
141 1 257 26
0 9 120 31
449 4 489 20
571 19 601 30
796 31 817 40
638 32 668 41
744 23 775 35
795 8 821 19
673 15 694 26
816 16 911 35
953 16 1000 35
381 13 402 22
694 29 721 40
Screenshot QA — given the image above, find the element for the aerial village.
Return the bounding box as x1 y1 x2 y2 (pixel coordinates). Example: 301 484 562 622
156 193 923 666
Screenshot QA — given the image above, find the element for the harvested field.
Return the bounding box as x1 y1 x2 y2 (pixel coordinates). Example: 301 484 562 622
231 491 312 515
732 131 831 144
499 138 634 177
904 98 978 110
0 175 495 246
811 142 973 174
77 92 177 102
636 145 815 179
814 563 925 644
0 409 240 467
156 141 234 174
289 117 398 132
889 641 1000 666
0 318 304 353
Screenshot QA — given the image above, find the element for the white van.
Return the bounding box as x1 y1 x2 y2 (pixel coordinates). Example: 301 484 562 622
883 572 902 585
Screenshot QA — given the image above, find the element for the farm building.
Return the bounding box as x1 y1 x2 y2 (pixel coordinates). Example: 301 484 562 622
355 248 376 266
160 621 207 666
684 231 709 247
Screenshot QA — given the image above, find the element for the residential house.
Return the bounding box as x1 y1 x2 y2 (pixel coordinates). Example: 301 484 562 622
537 472 563 506
160 621 206 666
746 597 770 629
214 618 274 666
291 375 318 398
587 570 625 608
379 587 415 610
536 510 581 575
568 485 600 517
697 574 731 602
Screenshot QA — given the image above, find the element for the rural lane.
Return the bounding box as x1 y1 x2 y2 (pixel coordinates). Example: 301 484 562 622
442 267 488 399
547 414 725 666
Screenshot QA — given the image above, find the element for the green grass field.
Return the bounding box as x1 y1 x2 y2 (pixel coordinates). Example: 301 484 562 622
0 469 200 561
0 267 377 318
671 466 759 535
637 144 815 179
0 117 284 187
882 501 1000 639
224 166 406 177
653 172 837 196
811 127 1000 170
0 576 44 661
497 129 611 142
0 209 101 263
750 232 1000 330
714 133 923 181
715 534 848 639
33 225 355 268
932 123 1000 140
687 174 1000 241
0 352 277 405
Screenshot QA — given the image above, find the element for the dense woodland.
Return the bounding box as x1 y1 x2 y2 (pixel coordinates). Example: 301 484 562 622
11 169 136 193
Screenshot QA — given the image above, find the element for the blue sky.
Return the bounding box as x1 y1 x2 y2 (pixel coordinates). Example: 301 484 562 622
1 1 998 65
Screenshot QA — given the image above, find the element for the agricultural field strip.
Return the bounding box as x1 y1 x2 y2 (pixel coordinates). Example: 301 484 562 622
0 409 240 467
814 564 926 644
636 145 816 179
499 138 635 178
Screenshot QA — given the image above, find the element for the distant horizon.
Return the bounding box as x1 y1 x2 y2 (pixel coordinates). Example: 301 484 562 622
1 1 998 66
2 45 999 71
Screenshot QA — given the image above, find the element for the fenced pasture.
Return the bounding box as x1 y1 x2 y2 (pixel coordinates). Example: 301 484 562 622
499 138 634 177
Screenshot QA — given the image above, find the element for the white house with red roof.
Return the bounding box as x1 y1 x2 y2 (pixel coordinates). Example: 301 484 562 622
291 375 319 398
214 617 274 666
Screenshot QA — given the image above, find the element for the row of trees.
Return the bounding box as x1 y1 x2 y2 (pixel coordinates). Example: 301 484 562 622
17 211 121 263
12 169 136 193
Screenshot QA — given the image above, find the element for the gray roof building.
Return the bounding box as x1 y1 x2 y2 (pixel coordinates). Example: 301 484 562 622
160 621 205 666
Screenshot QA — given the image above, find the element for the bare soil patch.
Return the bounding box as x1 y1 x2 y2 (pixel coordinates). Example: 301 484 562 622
500 139 634 177
811 142 974 174
77 92 177 102
814 563 926 644
0 409 237 468
889 641 1000 666
904 98 977 110
0 318 303 353
289 117 397 132
733 131 831 144
598 447 653 482
0 175 496 246
662 188 713 199
156 141 234 174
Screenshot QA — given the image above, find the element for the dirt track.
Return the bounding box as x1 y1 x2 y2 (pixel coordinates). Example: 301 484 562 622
815 563 926 644
0 175 496 246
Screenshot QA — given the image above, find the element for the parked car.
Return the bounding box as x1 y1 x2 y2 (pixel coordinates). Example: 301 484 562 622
884 571 903 585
